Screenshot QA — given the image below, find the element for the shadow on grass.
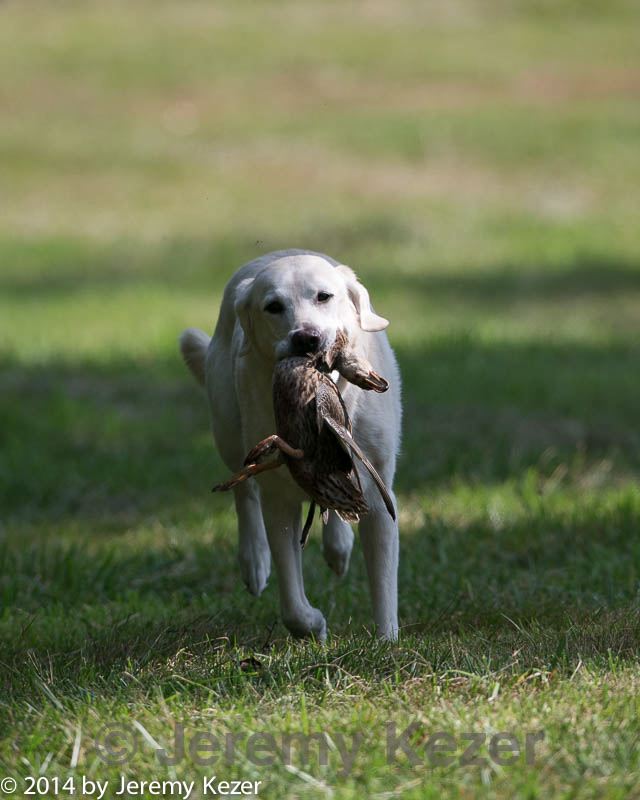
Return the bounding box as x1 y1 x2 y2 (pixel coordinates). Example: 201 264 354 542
1 334 639 523
2 230 640 304
0 354 216 524
0 221 410 299
376 256 640 304
396 336 640 489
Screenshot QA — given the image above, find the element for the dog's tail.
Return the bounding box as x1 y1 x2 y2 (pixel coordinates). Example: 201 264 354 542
179 328 210 386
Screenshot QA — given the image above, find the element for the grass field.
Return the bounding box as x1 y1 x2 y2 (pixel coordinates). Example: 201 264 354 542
2 1 640 797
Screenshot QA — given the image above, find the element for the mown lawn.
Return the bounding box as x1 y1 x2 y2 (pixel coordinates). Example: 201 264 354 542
1 1 640 798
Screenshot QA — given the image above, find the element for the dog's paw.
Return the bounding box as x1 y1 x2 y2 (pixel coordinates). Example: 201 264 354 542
239 549 271 597
283 606 327 642
322 517 354 578
322 540 352 578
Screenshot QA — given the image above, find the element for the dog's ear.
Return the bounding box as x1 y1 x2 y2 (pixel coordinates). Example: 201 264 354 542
234 277 255 356
336 265 389 332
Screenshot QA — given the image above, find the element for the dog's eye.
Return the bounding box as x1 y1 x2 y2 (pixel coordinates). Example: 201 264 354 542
317 291 333 303
264 299 284 314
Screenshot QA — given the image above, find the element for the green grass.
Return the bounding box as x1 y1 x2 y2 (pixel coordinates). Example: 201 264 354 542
1 1 640 797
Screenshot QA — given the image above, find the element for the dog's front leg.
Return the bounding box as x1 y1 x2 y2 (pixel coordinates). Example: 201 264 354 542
260 492 327 641
359 490 399 641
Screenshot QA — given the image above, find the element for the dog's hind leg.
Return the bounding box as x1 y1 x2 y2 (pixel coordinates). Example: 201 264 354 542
234 480 270 597
322 512 354 578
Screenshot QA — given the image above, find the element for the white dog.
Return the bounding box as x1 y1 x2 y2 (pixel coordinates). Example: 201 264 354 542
180 250 401 640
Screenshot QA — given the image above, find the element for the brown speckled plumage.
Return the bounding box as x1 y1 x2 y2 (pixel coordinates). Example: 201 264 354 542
213 331 395 546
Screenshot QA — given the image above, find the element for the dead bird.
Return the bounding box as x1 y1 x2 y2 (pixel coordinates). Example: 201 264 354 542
213 331 396 546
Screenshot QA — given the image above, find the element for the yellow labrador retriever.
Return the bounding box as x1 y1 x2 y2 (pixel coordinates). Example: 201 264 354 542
180 250 401 640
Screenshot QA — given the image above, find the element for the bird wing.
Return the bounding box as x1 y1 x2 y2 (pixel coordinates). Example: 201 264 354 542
318 470 367 520
315 374 352 434
316 384 396 521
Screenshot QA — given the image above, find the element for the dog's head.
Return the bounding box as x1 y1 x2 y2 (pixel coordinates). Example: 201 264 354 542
234 255 388 361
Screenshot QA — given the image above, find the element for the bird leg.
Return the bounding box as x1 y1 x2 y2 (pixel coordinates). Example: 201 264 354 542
243 434 304 465
300 500 316 549
212 457 284 492
213 435 304 492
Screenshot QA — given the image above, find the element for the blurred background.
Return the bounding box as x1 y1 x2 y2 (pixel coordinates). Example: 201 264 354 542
2 0 640 635
3 0 640 626
1 2 640 793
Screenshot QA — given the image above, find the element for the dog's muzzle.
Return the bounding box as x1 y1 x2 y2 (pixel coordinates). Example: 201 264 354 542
289 327 324 356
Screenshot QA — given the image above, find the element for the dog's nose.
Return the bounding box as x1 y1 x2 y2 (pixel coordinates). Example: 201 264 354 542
290 327 322 355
